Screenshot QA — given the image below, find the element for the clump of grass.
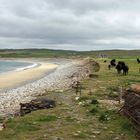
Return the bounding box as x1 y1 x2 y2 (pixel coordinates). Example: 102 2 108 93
89 105 99 115
99 112 109 121
91 97 99 105
120 118 133 131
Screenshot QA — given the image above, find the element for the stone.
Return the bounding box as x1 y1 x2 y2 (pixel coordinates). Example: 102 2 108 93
0 123 4 131
113 137 120 140
43 134 47 138
77 130 81 133
20 98 56 116
78 102 83 105
92 130 101 135
90 135 96 138
73 133 79 136
75 96 80 101
103 127 108 130
109 131 114 134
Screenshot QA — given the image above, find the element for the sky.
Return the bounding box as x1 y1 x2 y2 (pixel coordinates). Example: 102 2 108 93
0 0 140 51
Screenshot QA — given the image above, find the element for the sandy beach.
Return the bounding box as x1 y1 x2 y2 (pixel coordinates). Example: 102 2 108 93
0 60 58 89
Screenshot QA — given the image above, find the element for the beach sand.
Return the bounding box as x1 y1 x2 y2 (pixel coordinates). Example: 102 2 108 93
0 61 58 89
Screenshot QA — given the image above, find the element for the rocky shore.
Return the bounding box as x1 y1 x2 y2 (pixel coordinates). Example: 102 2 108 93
0 59 90 116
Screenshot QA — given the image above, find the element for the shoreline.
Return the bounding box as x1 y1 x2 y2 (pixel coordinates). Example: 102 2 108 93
15 63 39 72
0 59 58 90
0 60 39 76
0 58 90 117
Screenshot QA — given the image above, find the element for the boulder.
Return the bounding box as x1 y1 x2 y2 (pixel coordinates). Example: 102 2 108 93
20 97 56 116
130 84 140 94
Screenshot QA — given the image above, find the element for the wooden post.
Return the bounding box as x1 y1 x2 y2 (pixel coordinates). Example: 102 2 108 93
79 84 82 97
119 86 123 104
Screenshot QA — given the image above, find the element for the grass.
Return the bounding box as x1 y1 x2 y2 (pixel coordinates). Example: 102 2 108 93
89 105 99 115
35 115 57 122
99 112 109 121
0 52 139 139
65 116 76 122
91 97 99 104
0 49 140 58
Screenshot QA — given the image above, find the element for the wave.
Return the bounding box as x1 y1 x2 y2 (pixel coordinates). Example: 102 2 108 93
16 63 39 71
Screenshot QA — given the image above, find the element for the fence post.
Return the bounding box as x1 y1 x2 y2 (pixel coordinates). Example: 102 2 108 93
119 86 123 104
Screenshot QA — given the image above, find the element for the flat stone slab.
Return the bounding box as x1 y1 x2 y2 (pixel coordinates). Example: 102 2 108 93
20 97 56 116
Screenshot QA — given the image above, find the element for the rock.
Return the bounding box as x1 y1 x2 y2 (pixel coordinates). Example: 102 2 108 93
32 122 37 125
92 130 101 135
76 121 81 124
43 134 47 138
113 137 120 140
0 123 4 131
75 96 80 101
109 131 114 134
103 127 108 130
78 102 83 105
20 98 56 116
77 130 81 133
90 135 96 138
57 102 62 105
73 133 79 136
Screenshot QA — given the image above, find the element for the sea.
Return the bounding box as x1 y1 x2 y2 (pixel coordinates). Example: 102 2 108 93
0 60 35 73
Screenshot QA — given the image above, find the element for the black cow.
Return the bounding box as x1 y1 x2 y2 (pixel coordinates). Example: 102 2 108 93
110 59 116 67
116 61 129 75
118 61 125 66
122 65 129 75
137 58 140 64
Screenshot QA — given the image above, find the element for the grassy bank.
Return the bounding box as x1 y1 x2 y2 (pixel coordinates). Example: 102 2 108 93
0 57 139 140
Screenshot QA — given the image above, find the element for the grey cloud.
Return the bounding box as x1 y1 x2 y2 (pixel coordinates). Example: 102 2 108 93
0 0 139 50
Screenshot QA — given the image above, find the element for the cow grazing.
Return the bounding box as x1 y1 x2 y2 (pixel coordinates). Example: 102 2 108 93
122 65 129 75
137 58 140 64
110 59 116 67
118 61 125 66
116 61 129 75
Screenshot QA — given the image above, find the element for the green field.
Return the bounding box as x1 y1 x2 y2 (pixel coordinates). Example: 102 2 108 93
0 54 139 140
0 49 140 58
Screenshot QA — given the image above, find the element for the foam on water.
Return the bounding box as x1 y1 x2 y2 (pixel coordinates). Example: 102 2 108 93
0 60 37 73
16 63 38 71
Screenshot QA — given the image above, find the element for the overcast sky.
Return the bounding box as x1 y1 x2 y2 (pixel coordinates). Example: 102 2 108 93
0 0 140 51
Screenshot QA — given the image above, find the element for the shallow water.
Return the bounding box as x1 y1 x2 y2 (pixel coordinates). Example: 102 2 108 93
0 60 32 73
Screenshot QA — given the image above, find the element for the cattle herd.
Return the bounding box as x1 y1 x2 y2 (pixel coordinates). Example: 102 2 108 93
106 58 140 75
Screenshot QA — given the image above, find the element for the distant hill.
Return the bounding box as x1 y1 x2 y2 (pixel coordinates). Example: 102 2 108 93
0 49 139 58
